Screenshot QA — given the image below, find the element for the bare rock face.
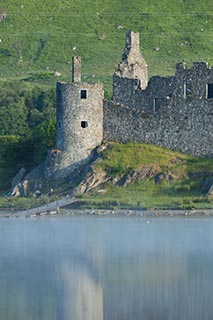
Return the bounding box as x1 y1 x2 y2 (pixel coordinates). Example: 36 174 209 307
33 190 42 198
22 180 29 196
11 184 21 197
116 166 158 187
10 165 45 197
10 167 29 197
11 168 26 189
154 172 176 184
0 12 6 22
75 165 160 194
154 172 167 184
11 180 28 197
75 168 111 194
201 176 213 196
208 184 213 196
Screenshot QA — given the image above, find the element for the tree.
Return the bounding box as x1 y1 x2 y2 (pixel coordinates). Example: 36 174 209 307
0 101 29 136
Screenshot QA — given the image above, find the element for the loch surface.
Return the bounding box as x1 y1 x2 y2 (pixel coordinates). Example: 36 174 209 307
0 215 213 320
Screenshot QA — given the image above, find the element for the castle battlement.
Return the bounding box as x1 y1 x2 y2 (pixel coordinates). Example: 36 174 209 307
113 33 213 110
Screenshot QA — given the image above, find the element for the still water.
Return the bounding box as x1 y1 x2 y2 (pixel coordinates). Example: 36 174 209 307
0 215 213 320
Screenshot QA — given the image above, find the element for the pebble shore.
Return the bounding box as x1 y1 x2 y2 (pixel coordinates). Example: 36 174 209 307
1 208 213 218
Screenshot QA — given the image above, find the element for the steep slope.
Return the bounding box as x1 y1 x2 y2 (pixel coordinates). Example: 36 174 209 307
0 0 212 94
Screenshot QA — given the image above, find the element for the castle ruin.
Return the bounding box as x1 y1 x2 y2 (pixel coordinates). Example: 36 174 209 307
45 56 104 178
47 31 213 178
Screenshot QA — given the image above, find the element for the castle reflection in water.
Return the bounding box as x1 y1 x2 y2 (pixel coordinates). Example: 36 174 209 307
0 217 213 320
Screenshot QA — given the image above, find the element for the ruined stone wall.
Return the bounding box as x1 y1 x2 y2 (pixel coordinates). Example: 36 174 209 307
108 58 213 157
104 98 213 157
173 62 212 102
53 81 104 177
113 74 175 112
49 32 213 180
115 31 148 90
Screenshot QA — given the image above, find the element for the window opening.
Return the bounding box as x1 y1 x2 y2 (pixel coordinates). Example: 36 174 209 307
81 121 88 128
80 89 87 99
184 81 192 99
153 98 156 112
153 98 168 111
207 83 213 99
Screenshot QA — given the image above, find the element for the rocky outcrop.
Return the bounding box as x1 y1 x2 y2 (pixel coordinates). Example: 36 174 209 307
11 180 28 197
116 166 158 187
10 164 45 197
0 12 6 22
75 165 159 194
75 167 111 194
10 168 29 197
154 172 176 184
208 184 213 196
201 176 213 196
11 167 26 189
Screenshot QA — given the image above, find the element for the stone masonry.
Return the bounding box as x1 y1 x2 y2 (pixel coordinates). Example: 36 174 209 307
115 31 148 90
104 31 213 157
47 31 213 179
45 57 104 178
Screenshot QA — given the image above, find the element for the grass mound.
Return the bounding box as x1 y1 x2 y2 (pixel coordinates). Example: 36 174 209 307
82 143 213 209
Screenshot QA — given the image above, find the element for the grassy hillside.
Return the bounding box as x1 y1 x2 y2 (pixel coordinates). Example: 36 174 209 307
81 143 213 209
0 0 212 95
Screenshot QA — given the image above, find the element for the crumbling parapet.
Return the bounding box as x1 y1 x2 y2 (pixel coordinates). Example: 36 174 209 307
115 31 148 90
174 61 213 101
72 56 81 82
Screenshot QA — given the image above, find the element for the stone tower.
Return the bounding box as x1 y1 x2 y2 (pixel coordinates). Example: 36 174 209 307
51 56 104 177
116 31 148 89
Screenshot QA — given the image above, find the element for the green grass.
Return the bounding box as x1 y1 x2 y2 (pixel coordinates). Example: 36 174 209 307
0 195 52 210
81 142 213 209
95 143 185 175
1 142 212 210
0 0 212 95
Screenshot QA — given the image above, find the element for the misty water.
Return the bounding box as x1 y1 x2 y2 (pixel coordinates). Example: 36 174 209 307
0 215 213 320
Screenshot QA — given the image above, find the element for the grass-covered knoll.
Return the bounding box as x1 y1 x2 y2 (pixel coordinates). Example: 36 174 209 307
0 142 212 210
0 0 212 95
82 143 213 209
